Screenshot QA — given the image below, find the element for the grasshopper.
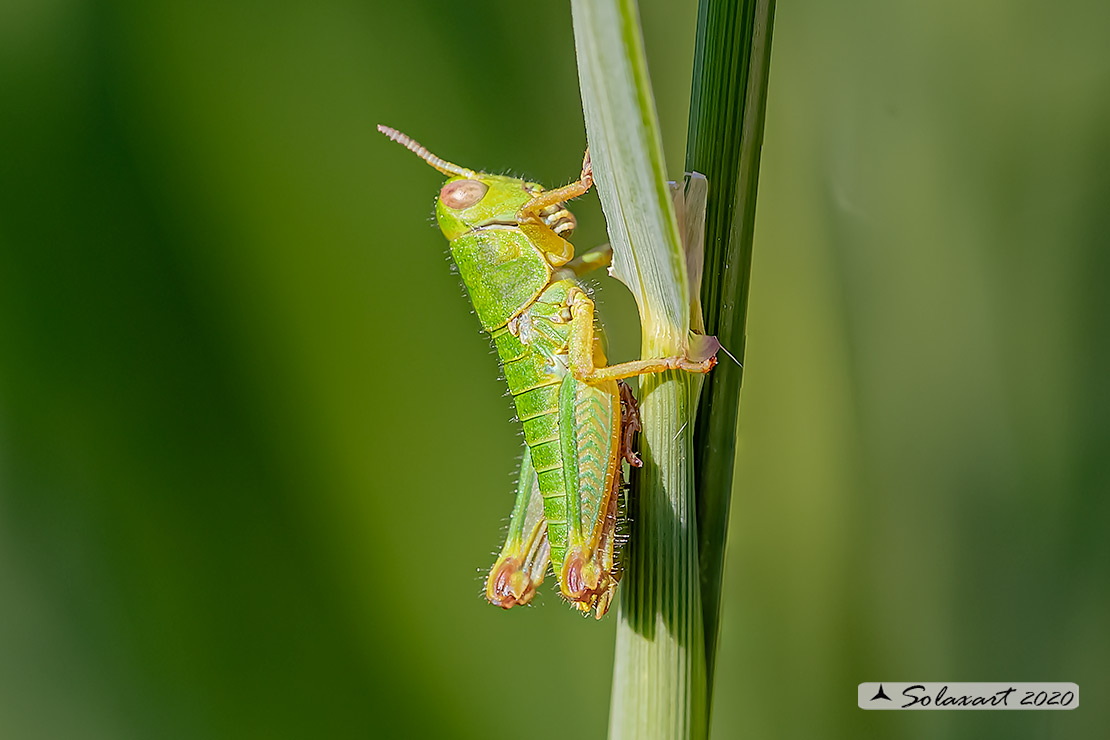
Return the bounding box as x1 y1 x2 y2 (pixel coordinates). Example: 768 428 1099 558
378 125 715 617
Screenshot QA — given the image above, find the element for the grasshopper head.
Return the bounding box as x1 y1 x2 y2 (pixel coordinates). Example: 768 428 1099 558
434 174 537 241
379 125 557 329
377 125 540 240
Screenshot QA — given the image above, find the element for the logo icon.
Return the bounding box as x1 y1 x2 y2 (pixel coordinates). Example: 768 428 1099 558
870 684 892 701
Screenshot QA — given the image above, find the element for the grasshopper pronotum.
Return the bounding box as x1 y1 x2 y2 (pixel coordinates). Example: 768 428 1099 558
379 126 714 617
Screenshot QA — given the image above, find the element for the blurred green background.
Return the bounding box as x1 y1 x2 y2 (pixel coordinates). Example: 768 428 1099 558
1 1 1106 738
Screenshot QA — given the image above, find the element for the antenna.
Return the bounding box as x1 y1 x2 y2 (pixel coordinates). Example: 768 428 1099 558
377 125 476 179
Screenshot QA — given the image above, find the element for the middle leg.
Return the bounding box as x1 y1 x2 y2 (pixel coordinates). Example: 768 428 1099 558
565 287 716 384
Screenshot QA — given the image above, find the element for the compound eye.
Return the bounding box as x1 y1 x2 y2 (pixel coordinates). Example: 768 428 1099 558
440 179 488 210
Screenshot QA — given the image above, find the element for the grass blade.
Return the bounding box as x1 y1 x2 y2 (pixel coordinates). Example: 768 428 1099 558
686 0 777 703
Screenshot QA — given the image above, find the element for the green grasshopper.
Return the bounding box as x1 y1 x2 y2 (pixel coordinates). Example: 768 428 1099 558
379 125 715 617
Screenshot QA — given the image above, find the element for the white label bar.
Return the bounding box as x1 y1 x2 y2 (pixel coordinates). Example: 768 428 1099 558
858 683 1078 710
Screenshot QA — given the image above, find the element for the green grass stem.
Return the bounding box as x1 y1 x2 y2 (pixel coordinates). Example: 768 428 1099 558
686 0 776 706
